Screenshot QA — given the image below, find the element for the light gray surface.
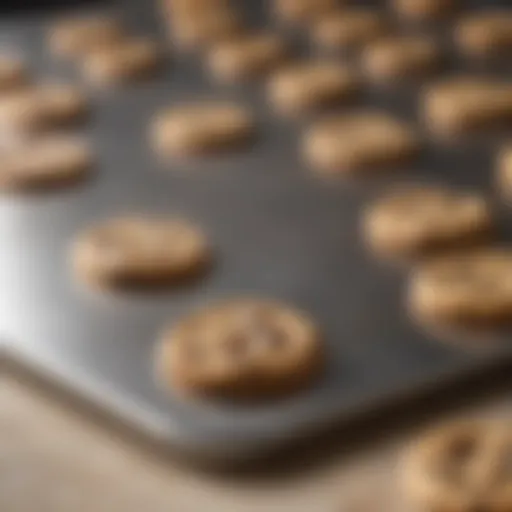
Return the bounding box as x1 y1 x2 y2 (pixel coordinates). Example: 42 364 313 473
2 0 512 463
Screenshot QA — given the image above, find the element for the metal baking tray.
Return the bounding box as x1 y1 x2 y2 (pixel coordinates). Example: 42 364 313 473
2 0 512 465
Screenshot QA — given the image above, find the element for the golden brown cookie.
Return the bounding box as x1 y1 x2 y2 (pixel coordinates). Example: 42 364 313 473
267 61 360 116
408 249 512 326
361 35 442 83
0 136 92 191
71 215 210 287
207 32 288 83
48 15 125 59
422 78 512 137
391 0 457 21
363 186 492 260
0 55 28 92
151 101 254 157
272 0 341 24
403 420 512 512
0 84 87 134
311 9 388 51
455 11 512 58
156 298 324 399
303 111 420 176
81 38 162 85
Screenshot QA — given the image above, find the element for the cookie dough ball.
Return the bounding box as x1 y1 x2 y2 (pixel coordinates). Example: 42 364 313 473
0 84 87 134
71 215 210 287
361 35 442 83
81 38 162 86
151 101 255 157
363 186 492 259
403 420 512 512
157 298 324 399
267 61 360 116
408 250 512 326
0 136 92 191
303 111 420 176
455 11 512 58
422 77 512 137
48 15 125 59
391 0 457 21
207 32 288 83
311 9 388 51
0 55 28 92
272 0 341 24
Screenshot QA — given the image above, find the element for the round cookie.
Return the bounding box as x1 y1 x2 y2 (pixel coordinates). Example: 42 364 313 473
361 35 442 83
0 136 92 191
207 32 288 83
422 78 512 137
267 61 360 116
48 15 125 59
303 111 420 176
408 249 512 326
151 101 254 157
71 215 210 287
0 55 28 92
273 0 341 24
156 298 324 399
455 11 512 58
403 420 512 512
391 0 457 21
311 9 388 51
0 84 87 134
363 186 492 259
81 38 162 85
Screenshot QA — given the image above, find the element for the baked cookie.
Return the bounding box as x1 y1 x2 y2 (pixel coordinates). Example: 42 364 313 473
151 101 254 157
0 55 28 92
408 249 512 326
391 0 457 21
497 145 512 201
303 111 420 176
0 84 87 134
311 9 388 51
71 215 210 287
207 33 288 83
0 136 92 191
455 11 512 58
273 0 341 24
403 420 512 512
363 186 492 259
48 15 125 59
422 78 512 137
81 38 162 85
156 298 324 399
267 61 360 116
361 35 442 83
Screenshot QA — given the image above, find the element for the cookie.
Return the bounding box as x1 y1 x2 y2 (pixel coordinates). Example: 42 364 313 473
391 0 457 21
361 35 442 83
363 186 492 259
455 11 512 58
0 55 28 92
403 420 512 512
408 249 512 326
267 61 360 116
71 215 210 287
207 33 288 83
162 0 232 17
151 101 254 157
303 111 420 176
273 0 341 24
0 84 87 134
311 9 388 51
156 298 324 399
497 145 512 201
48 15 125 59
0 136 92 191
422 78 512 137
81 38 162 85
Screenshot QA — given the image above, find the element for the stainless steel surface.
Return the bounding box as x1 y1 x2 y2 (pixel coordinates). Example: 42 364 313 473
2 0 511 464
